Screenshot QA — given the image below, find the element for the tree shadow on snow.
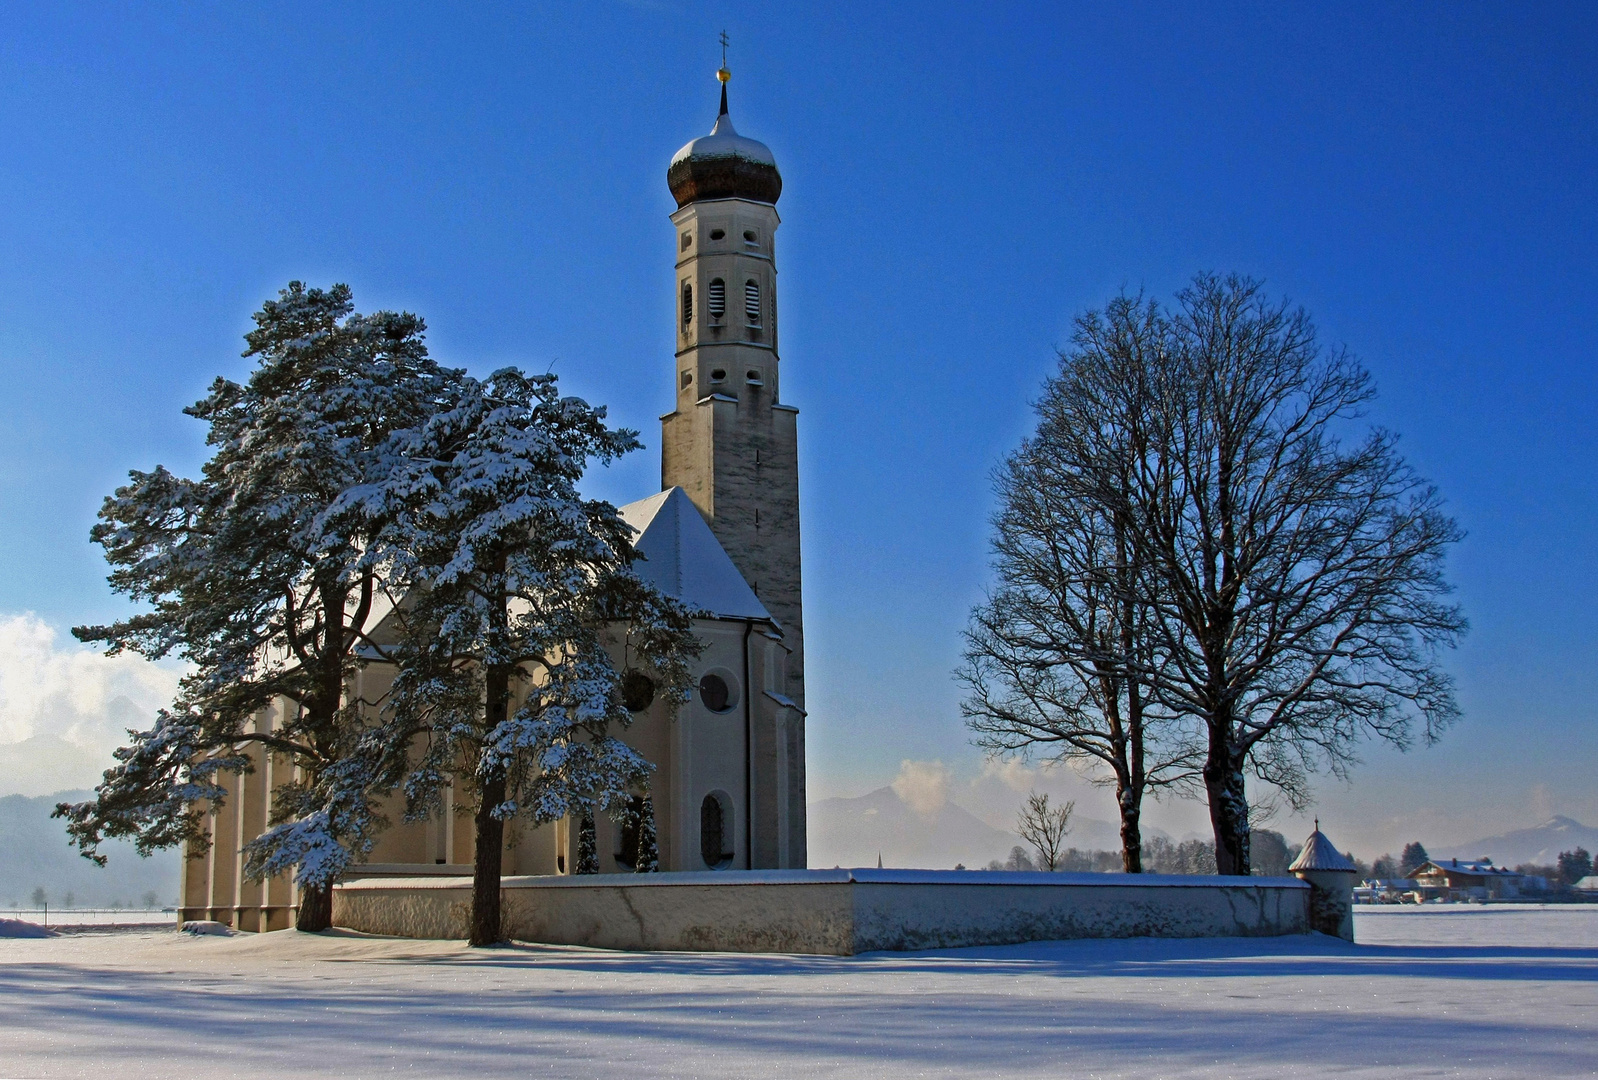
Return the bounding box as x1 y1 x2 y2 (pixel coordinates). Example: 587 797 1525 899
390 931 1598 986
0 948 1593 1076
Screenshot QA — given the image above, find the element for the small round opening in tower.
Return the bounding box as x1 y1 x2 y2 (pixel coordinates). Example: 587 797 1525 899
710 369 726 383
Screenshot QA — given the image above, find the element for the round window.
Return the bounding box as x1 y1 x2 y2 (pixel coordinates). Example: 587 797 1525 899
621 670 656 712
743 230 757 242
710 228 725 240
710 368 726 382
698 673 733 712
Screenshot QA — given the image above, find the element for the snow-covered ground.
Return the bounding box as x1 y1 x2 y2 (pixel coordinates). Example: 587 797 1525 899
1 905 1593 1078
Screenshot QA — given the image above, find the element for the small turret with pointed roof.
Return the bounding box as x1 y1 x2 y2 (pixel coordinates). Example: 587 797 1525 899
1291 819 1358 941
1290 819 1358 873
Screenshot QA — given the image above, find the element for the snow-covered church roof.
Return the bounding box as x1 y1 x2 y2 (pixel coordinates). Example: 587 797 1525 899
619 487 771 622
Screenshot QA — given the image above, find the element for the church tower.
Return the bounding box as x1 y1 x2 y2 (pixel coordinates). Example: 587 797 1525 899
662 65 807 831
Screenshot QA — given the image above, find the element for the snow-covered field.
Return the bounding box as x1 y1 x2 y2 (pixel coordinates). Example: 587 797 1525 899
1 908 174 928
1 905 1593 1079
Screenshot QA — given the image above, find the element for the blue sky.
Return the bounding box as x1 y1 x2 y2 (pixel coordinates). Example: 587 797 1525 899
0 3 1593 858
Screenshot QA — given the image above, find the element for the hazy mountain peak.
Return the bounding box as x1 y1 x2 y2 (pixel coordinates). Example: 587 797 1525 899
1435 815 1597 867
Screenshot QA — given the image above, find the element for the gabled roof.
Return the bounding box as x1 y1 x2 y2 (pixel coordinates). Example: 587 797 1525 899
1289 828 1358 873
618 488 771 622
1413 859 1519 879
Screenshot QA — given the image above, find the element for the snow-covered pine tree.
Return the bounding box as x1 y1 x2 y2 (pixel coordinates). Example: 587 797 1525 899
359 367 697 945
635 796 659 873
54 282 460 931
576 810 599 875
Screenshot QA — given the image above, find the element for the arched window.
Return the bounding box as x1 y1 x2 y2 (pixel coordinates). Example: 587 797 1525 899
700 792 734 868
745 280 761 324
681 282 693 327
708 278 726 321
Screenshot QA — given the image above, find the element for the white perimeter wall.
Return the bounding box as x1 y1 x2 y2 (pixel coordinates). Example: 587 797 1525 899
333 869 1312 954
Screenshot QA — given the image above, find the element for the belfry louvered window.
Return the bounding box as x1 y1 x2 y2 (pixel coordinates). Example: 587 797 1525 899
708 279 726 321
745 279 761 324
682 282 693 327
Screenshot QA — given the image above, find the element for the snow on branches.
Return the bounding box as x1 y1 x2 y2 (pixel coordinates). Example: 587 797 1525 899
59 282 462 929
360 366 698 942
62 285 698 937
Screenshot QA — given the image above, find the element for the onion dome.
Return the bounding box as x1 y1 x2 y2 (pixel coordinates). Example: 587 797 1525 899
667 69 782 208
1289 822 1358 873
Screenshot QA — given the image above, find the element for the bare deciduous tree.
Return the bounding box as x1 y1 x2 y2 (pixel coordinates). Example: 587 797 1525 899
960 295 1199 872
970 274 1466 878
1123 275 1467 874
1016 791 1075 871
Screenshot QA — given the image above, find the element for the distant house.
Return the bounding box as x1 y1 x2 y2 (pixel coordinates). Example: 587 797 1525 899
1410 859 1523 900
1354 879 1418 903
1574 876 1598 898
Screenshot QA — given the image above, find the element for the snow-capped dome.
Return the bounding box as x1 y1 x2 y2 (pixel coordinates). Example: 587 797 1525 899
667 78 782 208
1289 825 1358 873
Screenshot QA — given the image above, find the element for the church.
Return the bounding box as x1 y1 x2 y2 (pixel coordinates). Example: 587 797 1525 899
180 66 809 930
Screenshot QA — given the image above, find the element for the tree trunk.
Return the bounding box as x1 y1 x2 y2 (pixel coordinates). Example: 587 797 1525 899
471 570 512 948
470 767 506 946
296 882 333 931
1117 783 1143 873
1204 740 1250 875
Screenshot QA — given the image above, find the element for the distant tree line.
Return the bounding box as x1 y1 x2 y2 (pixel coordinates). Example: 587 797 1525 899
992 828 1298 877
993 827 1598 895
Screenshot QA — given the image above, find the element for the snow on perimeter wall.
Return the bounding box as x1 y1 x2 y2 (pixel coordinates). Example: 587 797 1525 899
332 868 1316 954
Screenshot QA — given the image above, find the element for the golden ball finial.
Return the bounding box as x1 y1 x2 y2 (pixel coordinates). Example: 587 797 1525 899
716 66 731 84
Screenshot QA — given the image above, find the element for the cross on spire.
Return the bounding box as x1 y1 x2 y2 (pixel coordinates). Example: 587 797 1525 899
716 31 731 116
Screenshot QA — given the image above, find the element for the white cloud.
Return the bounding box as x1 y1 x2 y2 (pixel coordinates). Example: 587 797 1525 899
975 757 1056 793
890 759 952 819
0 613 181 795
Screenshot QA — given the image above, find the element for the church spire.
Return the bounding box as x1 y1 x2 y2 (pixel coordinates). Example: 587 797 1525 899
717 30 731 117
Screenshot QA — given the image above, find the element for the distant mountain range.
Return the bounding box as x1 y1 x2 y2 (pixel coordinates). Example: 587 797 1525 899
0 790 181 909
1433 816 1598 868
806 786 1146 869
